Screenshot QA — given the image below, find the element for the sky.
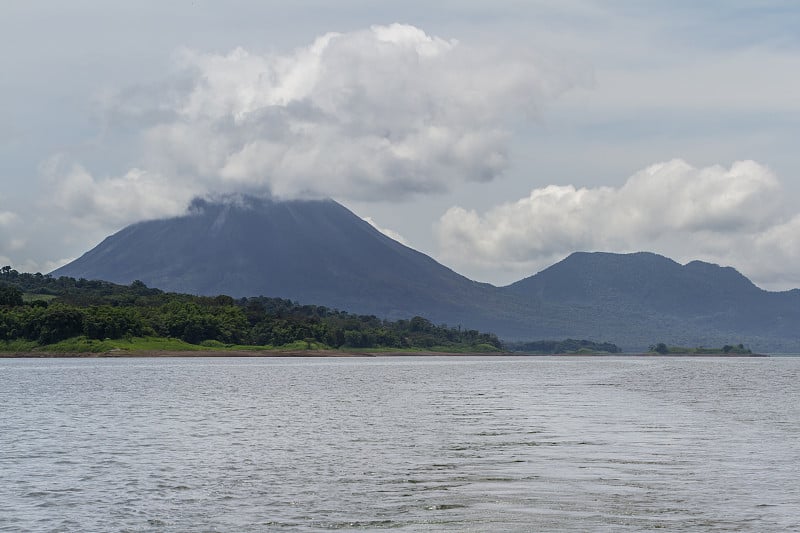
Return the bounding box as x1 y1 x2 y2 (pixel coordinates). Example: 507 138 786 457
1 1 799 289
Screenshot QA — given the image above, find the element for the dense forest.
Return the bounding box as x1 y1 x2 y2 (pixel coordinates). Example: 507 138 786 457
504 339 621 354
0 267 502 352
647 342 753 355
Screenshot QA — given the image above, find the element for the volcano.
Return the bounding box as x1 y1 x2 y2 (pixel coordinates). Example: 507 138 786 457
52 196 508 328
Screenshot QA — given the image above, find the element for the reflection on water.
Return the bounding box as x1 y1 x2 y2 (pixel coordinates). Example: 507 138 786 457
1 356 798 531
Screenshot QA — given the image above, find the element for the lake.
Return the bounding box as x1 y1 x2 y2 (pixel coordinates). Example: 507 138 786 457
1 356 798 531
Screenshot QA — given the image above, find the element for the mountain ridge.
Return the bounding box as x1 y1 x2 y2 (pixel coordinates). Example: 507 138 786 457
51 196 800 351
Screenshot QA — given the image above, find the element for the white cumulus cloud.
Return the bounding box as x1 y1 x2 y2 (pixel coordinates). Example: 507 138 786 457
437 159 799 290
111 23 585 202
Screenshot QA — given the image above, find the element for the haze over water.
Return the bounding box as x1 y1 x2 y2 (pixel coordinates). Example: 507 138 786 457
1 356 798 531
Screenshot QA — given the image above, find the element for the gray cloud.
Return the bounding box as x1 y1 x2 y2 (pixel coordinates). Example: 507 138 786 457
437 159 799 289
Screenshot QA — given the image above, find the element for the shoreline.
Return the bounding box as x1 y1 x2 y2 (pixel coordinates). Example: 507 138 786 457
0 350 769 358
0 350 503 358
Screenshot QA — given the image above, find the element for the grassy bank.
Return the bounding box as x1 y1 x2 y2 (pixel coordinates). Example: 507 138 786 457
0 336 504 356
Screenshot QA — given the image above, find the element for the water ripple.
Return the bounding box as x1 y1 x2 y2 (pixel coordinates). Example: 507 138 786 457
1 356 798 532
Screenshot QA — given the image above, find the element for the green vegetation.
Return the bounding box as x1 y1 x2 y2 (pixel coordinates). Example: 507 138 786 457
0 282 24 307
647 343 752 355
504 339 621 354
0 267 502 354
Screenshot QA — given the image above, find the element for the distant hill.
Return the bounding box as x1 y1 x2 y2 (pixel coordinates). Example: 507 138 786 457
51 197 800 352
502 251 800 350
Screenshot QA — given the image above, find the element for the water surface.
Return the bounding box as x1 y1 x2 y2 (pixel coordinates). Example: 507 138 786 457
1 356 798 531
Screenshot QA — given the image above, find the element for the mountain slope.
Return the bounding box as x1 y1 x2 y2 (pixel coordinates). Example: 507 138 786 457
51 196 513 329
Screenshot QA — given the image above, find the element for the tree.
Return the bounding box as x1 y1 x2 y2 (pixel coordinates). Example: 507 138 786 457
0 284 24 307
37 305 84 344
409 316 433 333
650 342 669 354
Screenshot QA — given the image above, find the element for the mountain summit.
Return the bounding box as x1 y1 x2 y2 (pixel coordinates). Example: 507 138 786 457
52 197 800 351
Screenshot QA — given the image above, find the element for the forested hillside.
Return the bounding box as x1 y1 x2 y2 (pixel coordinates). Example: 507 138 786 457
0 267 501 353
